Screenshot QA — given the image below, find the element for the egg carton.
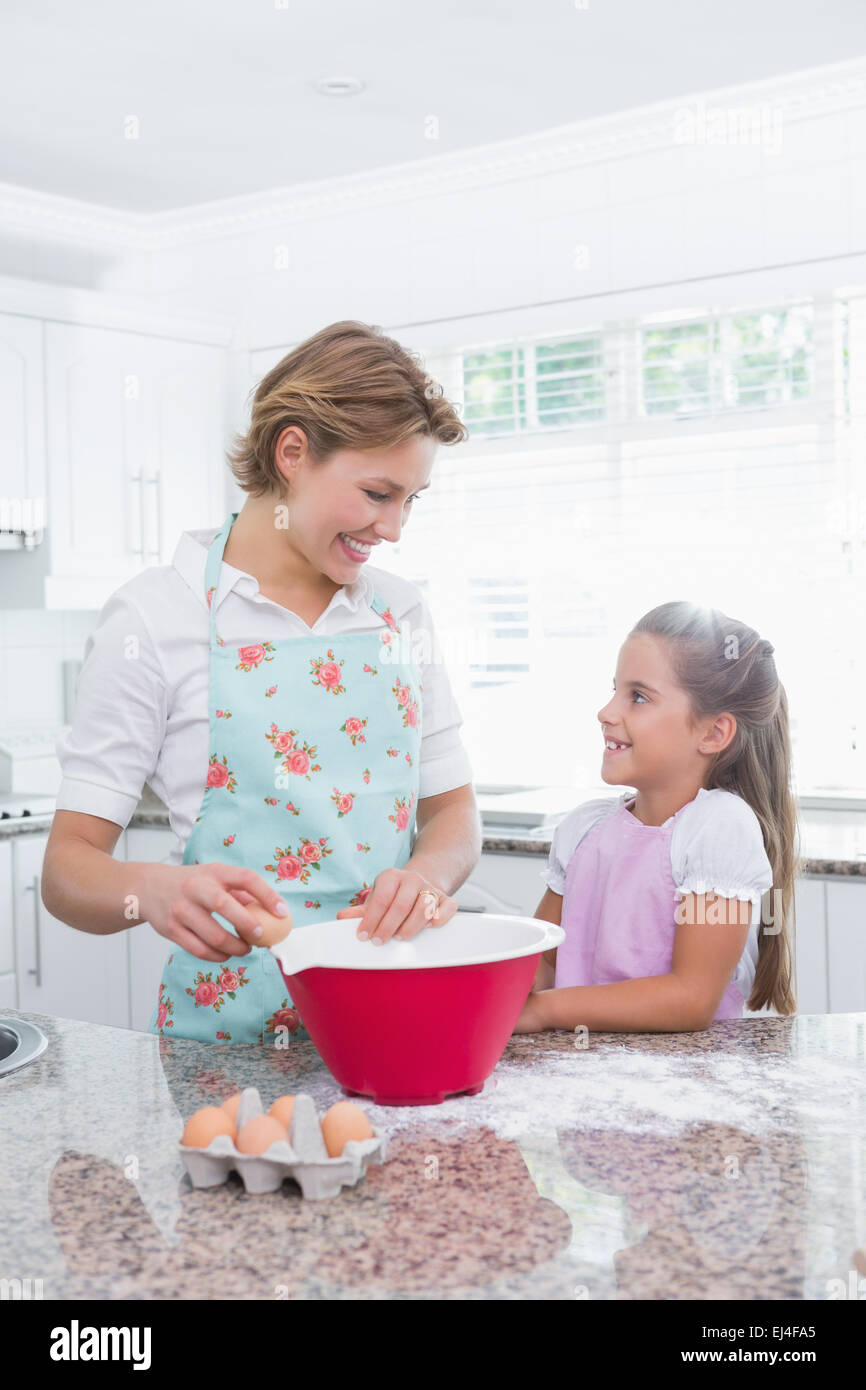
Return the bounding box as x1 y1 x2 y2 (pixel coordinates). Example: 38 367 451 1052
178 1088 387 1200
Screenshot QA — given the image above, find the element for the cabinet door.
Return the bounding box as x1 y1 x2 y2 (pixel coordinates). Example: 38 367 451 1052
45 322 157 580
0 314 45 510
44 324 228 593
124 827 180 1032
146 339 228 565
826 880 866 1013
14 833 129 1028
793 878 827 1014
0 839 14 976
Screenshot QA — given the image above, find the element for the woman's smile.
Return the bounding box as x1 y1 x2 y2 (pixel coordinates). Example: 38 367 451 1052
336 532 377 562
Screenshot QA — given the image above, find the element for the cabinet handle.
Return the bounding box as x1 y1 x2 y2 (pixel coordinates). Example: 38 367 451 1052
146 471 162 560
25 877 41 987
455 903 486 913
129 473 145 557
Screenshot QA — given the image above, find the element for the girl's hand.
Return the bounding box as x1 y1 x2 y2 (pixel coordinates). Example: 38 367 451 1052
512 992 551 1034
335 866 457 944
530 952 556 993
140 861 289 961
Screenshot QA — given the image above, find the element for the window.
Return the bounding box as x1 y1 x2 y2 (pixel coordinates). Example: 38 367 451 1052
388 293 866 796
640 304 814 417
462 331 605 436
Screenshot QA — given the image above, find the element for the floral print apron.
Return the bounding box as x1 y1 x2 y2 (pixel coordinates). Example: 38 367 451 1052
147 512 422 1044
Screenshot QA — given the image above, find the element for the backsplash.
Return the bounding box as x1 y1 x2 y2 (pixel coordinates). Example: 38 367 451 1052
0 609 98 727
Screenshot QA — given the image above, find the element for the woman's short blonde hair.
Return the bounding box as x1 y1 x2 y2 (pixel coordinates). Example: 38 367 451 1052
228 319 468 496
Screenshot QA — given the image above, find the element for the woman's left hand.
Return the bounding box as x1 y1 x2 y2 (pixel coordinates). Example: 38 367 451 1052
335 867 457 944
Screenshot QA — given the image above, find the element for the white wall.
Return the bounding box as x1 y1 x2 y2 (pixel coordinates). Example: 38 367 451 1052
0 610 96 727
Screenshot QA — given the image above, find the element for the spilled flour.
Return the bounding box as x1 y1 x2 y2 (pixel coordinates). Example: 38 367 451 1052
352 1047 866 1141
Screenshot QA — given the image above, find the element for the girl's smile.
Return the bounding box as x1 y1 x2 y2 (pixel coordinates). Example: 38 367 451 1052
602 736 632 758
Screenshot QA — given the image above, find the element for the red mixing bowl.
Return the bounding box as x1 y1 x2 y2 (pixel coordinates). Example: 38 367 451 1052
271 912 564 1105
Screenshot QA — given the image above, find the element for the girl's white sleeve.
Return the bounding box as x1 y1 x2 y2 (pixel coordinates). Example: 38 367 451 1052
541 797 622 895
671 789 774 926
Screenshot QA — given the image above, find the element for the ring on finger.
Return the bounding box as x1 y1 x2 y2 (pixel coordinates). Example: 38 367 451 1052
418 888 441 920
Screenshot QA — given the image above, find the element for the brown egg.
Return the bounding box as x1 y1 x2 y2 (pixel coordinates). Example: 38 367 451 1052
321 1100 374 1157
221 1092 242 1122
240 901 293 947
182 1106 237 1148
236 1114 289 1155
269 1095 296 1130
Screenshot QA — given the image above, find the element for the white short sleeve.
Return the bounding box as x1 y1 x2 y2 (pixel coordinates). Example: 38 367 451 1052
671 788 773 925
542 796 623 894
55 583 168 829
412 590 474 799
371 572 474 800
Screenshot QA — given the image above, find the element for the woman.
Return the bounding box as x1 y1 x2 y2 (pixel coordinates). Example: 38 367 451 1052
43 320 481 1044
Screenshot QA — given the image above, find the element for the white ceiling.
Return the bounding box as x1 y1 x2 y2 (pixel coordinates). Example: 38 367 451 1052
1 0 864 214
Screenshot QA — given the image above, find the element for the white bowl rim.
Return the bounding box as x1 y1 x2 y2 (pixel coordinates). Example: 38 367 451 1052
270 912 565 973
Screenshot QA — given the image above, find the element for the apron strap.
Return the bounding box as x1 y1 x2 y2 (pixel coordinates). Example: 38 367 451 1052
369 591 401 634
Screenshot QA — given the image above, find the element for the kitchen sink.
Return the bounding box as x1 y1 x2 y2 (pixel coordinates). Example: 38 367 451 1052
0 1018 48 1077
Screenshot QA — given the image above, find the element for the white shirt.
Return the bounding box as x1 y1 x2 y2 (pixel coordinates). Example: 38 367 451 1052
541 787 775 1004
55 525 474 864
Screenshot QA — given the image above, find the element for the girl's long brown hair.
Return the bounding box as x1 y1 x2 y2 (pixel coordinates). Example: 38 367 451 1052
631 601 798 1015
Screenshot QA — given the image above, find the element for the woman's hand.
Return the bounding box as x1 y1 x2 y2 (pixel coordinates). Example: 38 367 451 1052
335 866 457 944
140 861 290 962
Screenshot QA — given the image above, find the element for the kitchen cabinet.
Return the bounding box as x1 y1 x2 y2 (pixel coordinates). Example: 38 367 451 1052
826 880 866 1012
792 877 827 1014
42 321 229 607
13 832 128 1028
0 313 45 517
123 826 180 1031
454 852 546 917
4 823 863 1024
0 839 14 976
1 838 17 1007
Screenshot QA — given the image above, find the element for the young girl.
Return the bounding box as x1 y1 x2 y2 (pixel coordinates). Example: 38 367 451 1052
514 600 798 1034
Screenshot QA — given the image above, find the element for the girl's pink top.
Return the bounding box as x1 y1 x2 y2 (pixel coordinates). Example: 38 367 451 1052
550 788 774 1021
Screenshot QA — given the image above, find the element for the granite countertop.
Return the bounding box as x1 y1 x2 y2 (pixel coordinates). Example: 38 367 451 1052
5 791 866 876
1 1007 864 1300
